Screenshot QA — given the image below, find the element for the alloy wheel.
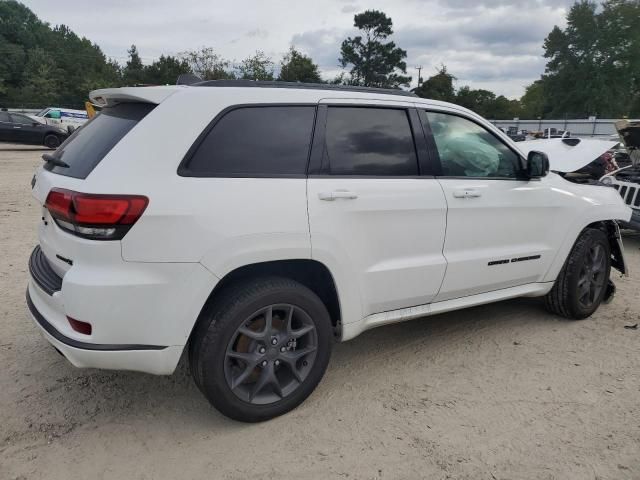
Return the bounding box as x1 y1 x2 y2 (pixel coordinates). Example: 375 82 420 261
224 304 318 405
577 243 607 309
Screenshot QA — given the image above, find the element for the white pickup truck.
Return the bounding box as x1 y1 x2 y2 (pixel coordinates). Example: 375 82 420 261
29 107 88 133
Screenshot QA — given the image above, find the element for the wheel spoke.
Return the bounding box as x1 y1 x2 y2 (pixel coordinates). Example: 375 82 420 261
238 325 264 341
249 362 282 401
264 306 273 335
231 363 256 389
281 345 317 362
227 350 259 363
578 281 591 302
279 356 304 383
290 324 314 339
284 306 295 336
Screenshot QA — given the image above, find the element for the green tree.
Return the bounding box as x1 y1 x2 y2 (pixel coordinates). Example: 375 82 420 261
122 45 145 86
19 47 57 105
519 80 547 118
532 0 640 117
413 66 455 101
455 86 495 114
485 96 521 120
238 51 274 80
144 55 191 85
339 10 410 88
180 47 235 80
0 1 123 107
278 47 321 83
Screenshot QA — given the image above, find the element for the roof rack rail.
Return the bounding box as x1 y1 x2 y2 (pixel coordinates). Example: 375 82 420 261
193 79 418 98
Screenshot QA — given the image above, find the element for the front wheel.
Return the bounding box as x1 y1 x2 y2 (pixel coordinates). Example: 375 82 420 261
545 228 611 319
189 277 333 422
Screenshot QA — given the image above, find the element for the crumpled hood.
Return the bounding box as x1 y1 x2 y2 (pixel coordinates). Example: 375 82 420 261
519 138 618 173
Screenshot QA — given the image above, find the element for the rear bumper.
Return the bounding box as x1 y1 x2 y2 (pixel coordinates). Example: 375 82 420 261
26 284 184 375
26 244 218 375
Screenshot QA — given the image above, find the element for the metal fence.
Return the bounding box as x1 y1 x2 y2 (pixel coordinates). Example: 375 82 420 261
490 118 639 138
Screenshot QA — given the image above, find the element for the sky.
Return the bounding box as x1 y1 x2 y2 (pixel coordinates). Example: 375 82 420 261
21 0 575 99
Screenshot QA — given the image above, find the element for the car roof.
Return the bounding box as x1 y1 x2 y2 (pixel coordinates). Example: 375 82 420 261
193 80 418 98
89 83 476 118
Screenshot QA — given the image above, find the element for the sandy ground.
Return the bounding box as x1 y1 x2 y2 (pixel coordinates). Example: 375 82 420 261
1 143 639 480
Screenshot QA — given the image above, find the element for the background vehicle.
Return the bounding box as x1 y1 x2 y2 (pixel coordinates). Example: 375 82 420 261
26 82 631 422
28 107 88 133
601 166 640 230
0 110 68 148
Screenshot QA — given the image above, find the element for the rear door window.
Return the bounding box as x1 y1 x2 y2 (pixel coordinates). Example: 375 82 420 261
182 106 316 176
321 107 418 176
46 103 155 179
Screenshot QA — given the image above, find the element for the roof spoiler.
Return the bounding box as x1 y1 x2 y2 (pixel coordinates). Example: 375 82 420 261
176 74 203 86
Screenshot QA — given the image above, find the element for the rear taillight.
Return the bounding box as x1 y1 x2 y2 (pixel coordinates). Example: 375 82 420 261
45 188 148 240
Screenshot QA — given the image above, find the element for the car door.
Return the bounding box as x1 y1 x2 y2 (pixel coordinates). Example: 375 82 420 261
307 101 448 319
421 108 569 302
0 111 12 141
9 113 42 144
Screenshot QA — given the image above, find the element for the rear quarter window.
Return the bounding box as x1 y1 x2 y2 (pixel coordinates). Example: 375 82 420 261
46 103 155 179
181 106 316 177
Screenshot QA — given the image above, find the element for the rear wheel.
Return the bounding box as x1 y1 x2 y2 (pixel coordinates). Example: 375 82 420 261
545 228 611 319
44 134 61 149
189 277 333 422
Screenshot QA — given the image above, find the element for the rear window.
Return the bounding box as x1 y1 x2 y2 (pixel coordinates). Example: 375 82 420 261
182 106 316 176
46 103 155 179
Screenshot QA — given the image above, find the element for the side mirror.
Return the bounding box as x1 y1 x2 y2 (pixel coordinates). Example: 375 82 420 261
527 150 549 178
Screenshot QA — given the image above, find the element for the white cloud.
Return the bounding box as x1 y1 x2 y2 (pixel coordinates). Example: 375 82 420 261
20 0 572 98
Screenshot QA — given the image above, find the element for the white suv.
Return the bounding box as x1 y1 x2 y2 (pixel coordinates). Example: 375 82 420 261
27 81 631 422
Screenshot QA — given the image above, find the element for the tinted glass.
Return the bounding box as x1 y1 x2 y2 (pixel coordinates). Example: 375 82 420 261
323 107 418 176
46 103 155 179
10 114 35 125
186 106 315 176
425 111 520 178
0 111 9 122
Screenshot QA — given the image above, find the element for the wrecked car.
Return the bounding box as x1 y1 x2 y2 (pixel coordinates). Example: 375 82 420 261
520 121 640 231
520 137 618 184
599 120 640 231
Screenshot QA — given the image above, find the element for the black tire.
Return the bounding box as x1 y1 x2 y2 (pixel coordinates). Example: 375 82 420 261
44 134 61 149
545 228 611 319
189 276 333 422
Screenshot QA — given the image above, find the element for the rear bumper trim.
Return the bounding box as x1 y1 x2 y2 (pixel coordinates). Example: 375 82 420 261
26 289 167 351
28 245 62 295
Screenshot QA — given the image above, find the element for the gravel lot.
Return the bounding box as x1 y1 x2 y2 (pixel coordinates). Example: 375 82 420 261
1 144 639 480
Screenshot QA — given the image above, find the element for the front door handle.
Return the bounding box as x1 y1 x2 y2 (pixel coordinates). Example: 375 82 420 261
452 188 482 199
318 190 358 201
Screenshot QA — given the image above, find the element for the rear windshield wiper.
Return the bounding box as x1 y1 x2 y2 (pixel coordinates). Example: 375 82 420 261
42 153 69 168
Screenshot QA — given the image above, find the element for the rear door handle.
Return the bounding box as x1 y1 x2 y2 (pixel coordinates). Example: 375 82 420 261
452 188 482 198
318 190 358 201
